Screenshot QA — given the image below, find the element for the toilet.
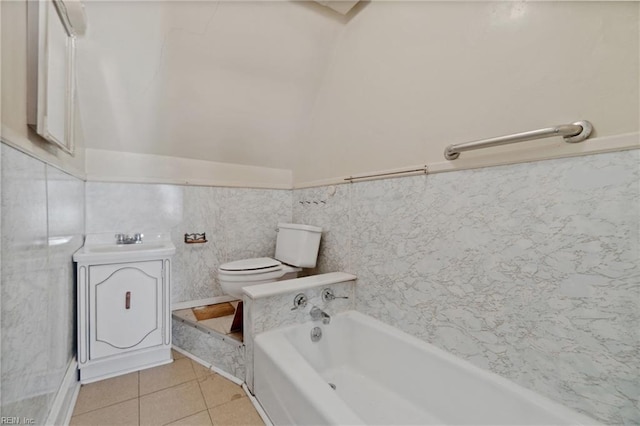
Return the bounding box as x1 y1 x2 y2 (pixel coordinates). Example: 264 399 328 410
218 223 322 299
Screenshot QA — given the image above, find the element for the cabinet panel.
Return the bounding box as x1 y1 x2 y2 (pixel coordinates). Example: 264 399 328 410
27 0 76 154
89 261 163 360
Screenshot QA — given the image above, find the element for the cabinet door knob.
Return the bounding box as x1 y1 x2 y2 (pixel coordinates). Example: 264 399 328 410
125 291 131 309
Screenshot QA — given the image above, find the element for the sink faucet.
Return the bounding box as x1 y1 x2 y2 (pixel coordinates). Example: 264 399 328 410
115 233 143 245
310 306 331 324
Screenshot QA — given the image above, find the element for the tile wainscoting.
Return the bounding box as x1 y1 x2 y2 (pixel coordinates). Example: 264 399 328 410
171 320 245 381
85 183 292 304
293 150 640 425
1 142 636 424
1 144 85 423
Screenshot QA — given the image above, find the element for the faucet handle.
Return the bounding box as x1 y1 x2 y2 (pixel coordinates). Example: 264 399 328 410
291 293 307 311
322 288 348 302
115 233 125 244
134 233 144 243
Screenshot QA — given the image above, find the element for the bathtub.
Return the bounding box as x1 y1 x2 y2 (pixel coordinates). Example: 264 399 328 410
254 311 597 425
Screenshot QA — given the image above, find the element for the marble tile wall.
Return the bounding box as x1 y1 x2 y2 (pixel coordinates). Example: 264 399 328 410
293 150 640 425
46 167 86 377
4 143 634 423
219 188 293 262
243 279 355 392
172 186 223 303
292 185 351 274
1 144 85 423
85 184 292 304
172 320 245 380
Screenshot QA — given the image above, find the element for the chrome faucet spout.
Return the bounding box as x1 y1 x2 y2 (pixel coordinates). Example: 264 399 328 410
115 233 144 245
310 306 331 324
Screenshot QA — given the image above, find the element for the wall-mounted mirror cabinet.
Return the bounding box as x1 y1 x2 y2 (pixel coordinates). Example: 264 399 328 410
27 0 85 155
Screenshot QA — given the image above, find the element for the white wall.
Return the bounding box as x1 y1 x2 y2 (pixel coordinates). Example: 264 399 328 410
77 1 344 172
85 149 292 189
75 1 639 187
294 1 639 186
7 1 635 187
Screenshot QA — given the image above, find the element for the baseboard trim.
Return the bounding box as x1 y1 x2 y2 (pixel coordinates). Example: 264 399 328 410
171 345 243 386
242 383 273 426
45 358 80 426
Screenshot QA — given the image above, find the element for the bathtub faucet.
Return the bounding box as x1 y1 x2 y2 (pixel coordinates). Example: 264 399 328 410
310 306 331 324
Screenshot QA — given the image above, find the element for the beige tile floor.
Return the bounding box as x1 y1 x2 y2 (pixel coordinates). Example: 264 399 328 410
70 350 265 426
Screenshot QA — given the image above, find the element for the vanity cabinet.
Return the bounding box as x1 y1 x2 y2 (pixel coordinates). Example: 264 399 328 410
76 257 173 383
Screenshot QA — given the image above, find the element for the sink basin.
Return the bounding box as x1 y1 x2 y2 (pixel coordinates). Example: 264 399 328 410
74 233 176 263
87 243 166 253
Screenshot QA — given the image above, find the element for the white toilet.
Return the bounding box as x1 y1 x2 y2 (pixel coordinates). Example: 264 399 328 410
218 223 322 299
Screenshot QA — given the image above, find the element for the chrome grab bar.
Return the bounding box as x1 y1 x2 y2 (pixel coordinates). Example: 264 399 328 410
444 120 593 160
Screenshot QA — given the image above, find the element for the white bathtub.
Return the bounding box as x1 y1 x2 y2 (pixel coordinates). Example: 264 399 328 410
254 311 598 425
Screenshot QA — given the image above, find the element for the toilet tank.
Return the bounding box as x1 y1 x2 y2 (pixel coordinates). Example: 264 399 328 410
275 223 322 268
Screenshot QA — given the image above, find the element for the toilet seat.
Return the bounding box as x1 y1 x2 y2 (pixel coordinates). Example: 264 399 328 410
219 257 282 275
218 257 295 284
217 257 304 298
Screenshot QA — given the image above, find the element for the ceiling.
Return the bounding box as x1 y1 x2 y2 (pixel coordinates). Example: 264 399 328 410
76 1 346 170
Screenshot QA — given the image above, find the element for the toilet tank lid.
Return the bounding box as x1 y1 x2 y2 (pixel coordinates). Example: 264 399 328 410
278 223 322 233
219 257 281 272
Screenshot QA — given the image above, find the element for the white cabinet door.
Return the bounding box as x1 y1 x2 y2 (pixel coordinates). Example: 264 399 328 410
89 260 164 360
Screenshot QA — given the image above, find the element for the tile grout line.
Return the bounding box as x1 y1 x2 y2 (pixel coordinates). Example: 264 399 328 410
73 378 257 425
206 408 215 426
138 371 141 426
161 409 210 426
195 364 253 424
142 374 209 425
73 357 251 425
71 395 140 418
195 376 214 425
140 376 202 399
138 358 198 397
187 358 211 422
182 359 213 425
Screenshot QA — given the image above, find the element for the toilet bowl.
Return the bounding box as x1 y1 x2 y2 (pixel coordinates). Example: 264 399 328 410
218 257 301 298
217 223 322 299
